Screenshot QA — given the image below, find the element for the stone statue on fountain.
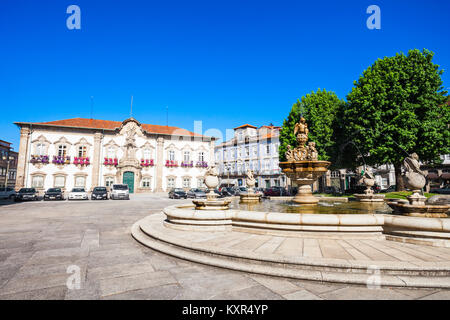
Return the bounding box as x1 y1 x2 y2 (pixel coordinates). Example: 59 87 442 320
403 153 427 205
240 169 261 203
285 117 319 162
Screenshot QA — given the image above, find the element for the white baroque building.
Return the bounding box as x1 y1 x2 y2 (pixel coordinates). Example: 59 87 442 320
214 124 286 188
14 117 215 194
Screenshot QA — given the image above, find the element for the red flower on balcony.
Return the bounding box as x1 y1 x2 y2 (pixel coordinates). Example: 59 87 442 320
165 160 178 167
74 157 90 166
141 159 154 167
104 157 118 166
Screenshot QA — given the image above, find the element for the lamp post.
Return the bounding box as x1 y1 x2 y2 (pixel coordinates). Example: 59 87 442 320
2 154 15 188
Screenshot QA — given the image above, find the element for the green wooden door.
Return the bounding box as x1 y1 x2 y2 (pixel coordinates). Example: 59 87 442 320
123 171 134 194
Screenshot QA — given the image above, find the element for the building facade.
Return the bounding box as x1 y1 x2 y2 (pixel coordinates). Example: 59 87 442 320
214 124 286 188
14 118 215 194
0 140 18 188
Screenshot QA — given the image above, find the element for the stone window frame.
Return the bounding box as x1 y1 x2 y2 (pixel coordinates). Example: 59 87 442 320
54 137 72 158
141 175 152 188
104 139 120 159
31 135 51 156
166 175 176 189
74 138 92 158
139 142 155 160
104 175 115 187
165 143 180 161
53 172 68 189
74 172 88 188
182 176 192 189
196 176 205 188
30 171 47 189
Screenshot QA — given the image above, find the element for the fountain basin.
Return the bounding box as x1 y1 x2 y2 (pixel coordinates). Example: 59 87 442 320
279 160 331 204
387 199 450 218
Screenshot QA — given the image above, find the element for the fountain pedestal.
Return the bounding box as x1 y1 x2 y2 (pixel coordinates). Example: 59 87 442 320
193 168 231 210
279 160 330 205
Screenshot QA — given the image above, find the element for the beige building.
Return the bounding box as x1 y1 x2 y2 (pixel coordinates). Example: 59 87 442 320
14 117 215 194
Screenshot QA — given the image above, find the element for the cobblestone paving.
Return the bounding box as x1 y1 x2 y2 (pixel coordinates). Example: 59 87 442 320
0 194 449 300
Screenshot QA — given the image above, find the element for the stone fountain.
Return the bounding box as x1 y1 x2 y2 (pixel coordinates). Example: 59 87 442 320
192 165 231 210
354 168 385 202
387 153 450 217
279 117 330 204
240 169 262 203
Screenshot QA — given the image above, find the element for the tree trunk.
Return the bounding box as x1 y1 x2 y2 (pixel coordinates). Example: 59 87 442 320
394 162 405 191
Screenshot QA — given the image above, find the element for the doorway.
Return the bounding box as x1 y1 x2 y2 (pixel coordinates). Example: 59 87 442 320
123 171 134 193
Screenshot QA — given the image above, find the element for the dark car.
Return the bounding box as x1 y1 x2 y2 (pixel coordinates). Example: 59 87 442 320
91 186 108 200
220 187 235 197
44 188 64 201
187 188 207 199
380 185 396 193
344 185 368 194
263 187 287 197
430 184 450 195
213 189 225 198
15 188 39 201
169 188 187 199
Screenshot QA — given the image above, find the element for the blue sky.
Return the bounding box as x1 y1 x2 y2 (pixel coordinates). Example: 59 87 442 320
1 0 449 148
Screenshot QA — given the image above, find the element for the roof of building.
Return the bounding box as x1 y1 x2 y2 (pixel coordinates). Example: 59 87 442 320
15 118 212 139
233 124 257 130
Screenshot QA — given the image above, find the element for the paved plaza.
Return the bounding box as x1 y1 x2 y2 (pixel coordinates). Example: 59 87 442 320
0 194 449 300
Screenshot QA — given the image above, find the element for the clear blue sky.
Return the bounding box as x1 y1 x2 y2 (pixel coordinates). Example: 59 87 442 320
1 0 449 149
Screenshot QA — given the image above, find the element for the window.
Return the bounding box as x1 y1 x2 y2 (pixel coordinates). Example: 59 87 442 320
331 171 340 178
58 145 67 157
266 145 270 155
183 151 190 162
75 176 86 187
238 148 242 157
105 176 114 187
253 146 257 156
167 178 175 188
107 147 116 158
245 147 249 157
169 150 175 161
54 175 65 188
265 160 270 170
198 152 204 162
182 177 191 188
36 143 46 156
31 175 44 188
142 177 151 188
78 146 87 157
197 178 205 188
143 149 152 159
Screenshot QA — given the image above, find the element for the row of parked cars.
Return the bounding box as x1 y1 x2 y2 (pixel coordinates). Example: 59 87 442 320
168 186 290 199
0 184 131 201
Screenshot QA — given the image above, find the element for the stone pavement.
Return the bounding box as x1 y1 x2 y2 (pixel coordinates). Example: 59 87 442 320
0 194 449 300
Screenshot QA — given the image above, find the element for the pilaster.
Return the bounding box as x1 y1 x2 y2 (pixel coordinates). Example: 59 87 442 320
90 132 103 190
15 127 31 190
155 136 164 192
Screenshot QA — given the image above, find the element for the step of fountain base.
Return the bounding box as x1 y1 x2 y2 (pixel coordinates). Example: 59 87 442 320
131 215 450 289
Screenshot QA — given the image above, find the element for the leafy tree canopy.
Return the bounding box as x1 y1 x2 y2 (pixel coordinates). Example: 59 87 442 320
279 89 344 165
343 49 449 189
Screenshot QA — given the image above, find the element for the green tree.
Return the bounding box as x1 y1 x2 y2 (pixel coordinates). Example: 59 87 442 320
344 49 449 190
279 89 344 165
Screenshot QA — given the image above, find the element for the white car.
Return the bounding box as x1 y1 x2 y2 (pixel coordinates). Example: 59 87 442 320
68 187 88 200
110 184 130 200
0 187 16 200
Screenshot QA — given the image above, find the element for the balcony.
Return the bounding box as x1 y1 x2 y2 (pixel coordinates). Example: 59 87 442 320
74 157 90 166
30 155 49 164
140 159 154 167
104 158 118 166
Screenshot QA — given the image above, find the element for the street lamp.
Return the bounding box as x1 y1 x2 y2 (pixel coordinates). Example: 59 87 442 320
2 154 15 188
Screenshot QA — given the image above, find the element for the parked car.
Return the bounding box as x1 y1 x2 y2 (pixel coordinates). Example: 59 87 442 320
430 184 450 195
15 188 39 201
0 187 16 200
68 188 88 200
187 188 207 199
220 187 235 197
110 184 130 200
344 185 368 195
91 186 108 200
168 188 187 199
263 187 287 197
213 189 225 198
380 185 396 193
44 188 64 201
232 187 248 196
254 187 264 196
